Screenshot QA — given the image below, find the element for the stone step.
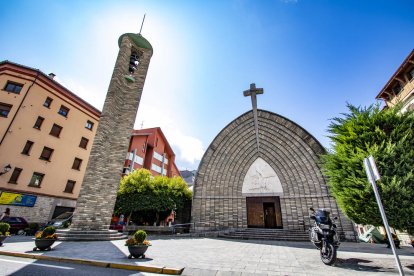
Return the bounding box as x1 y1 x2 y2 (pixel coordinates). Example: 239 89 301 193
219 228 310 241
219 234 309 241
56 229 127 241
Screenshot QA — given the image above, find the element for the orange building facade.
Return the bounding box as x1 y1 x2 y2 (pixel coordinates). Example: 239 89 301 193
123 127 181 177
0 61 100 223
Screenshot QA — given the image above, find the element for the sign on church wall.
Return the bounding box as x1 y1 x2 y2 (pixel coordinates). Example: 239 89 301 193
242 157 284 196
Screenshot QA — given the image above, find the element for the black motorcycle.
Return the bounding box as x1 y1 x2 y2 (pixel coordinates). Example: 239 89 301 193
309 207 340 265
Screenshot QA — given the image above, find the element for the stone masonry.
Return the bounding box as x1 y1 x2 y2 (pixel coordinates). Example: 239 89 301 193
69 34 153 231
192 110 356 240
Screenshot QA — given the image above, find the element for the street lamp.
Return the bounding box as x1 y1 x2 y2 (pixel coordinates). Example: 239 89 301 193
0 164 11 175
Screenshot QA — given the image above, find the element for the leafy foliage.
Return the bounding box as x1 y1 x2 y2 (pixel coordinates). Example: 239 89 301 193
114 169 192 221
35 226 57 239
134 230 147 243
321 104 414 234
0 222 10 236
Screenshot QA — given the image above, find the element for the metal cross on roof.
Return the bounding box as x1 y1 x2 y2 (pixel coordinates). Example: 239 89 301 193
243 83 264 153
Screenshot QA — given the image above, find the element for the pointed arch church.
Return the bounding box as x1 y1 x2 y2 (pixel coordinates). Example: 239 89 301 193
191 85 355 240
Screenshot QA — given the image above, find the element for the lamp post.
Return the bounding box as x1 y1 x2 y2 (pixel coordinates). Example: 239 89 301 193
0 164 11 176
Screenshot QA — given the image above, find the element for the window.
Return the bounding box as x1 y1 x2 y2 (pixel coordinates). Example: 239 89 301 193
409 68 414 81
49 124 62 137
21 140 34 155
28 172 44 187
40 147 54 161
64 180 76 193
79 137 89 149
4 81 23 94
0 102 12 118
44 97 53 108
392 82 402 95
33 116 44 129
8 168 22 184
58 105 70 117
85 120 94 130
72 158 82 170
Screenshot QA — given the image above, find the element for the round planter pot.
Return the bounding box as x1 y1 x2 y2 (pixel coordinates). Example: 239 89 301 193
34 239 56 251
127 245 149 259
0 236 8 246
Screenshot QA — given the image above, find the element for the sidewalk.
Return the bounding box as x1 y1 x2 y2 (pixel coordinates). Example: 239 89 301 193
1 235 413 275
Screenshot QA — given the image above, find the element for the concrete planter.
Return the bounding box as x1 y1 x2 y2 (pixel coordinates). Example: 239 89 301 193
127 245 149 259
34 239 56 251
0 236 8 246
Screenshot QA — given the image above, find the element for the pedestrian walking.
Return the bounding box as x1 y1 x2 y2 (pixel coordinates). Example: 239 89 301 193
0 208 10 221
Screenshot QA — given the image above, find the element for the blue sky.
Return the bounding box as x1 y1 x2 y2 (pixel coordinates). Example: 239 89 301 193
1 0 413 170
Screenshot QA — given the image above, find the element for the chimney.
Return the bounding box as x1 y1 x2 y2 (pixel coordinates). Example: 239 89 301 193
48 73 56 80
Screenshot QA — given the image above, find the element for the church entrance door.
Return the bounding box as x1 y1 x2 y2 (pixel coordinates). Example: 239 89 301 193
263 202 277 228
246 197 283 229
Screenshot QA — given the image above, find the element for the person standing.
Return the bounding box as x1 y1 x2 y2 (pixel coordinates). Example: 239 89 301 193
0 208 10 221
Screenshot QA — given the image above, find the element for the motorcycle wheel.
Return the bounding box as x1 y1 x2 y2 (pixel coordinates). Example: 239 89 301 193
320 243 337 265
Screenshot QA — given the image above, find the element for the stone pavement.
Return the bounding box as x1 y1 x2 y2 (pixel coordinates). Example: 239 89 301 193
1 235 413 275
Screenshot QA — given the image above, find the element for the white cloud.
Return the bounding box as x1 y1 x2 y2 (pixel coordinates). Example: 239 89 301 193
52 75 105 110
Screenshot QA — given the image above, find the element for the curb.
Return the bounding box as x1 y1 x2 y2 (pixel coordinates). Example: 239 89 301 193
0 251 183 275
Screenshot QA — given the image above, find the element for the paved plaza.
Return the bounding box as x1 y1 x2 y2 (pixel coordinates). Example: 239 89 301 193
0 235 413 275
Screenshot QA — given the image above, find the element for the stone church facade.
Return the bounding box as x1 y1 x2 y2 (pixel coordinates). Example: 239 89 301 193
191 109 356 240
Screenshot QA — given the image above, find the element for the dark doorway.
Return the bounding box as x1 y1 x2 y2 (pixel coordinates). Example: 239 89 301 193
52 206 74 219
246 196 283 228
263 203 277 228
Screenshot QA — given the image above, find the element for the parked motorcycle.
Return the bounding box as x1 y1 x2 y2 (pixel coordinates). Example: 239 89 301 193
309 207 340 265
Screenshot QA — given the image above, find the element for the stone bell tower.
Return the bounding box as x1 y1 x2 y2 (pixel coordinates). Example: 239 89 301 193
62 33 153 240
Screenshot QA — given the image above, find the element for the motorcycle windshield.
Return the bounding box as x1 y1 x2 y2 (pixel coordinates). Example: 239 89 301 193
316 210 331 224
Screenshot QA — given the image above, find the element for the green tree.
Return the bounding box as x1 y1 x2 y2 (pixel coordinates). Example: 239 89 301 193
321 104 414 234
114 168 192 224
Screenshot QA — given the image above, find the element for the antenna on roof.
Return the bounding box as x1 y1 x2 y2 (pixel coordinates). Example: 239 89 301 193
139 14 146 35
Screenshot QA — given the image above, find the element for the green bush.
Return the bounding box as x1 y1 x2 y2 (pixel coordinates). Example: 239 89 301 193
62 221 70 228
134 230 147 243
0 222 10 236
42 226 56 237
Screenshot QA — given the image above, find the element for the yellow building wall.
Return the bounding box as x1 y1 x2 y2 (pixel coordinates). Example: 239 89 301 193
0 65 99 203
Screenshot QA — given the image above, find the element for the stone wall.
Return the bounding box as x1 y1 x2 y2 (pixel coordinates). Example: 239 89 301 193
0 192 77 224
192 110 356 240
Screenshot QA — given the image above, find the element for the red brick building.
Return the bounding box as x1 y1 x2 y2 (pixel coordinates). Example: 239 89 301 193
123 127 181 177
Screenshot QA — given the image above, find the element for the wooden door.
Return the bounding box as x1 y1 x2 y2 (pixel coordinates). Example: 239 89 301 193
246 197 264 227
246 196 283 229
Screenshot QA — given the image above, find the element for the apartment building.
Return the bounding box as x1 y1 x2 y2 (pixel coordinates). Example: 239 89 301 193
0 61 100 223
376 49 414 111
123 127 181 177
